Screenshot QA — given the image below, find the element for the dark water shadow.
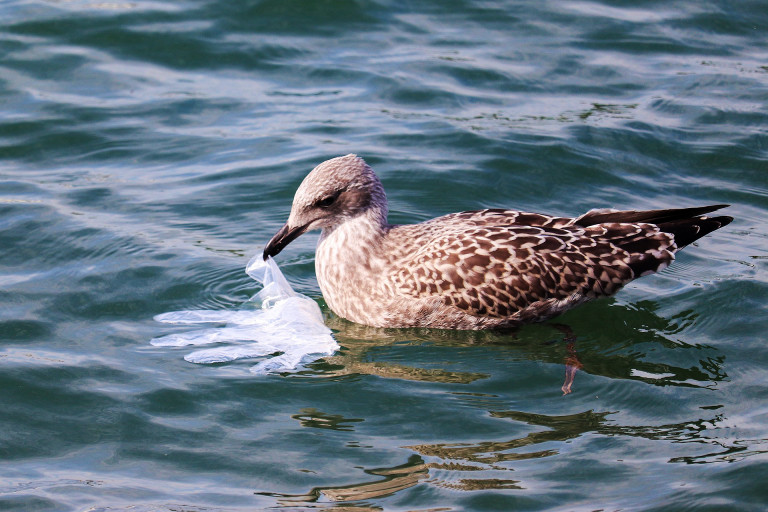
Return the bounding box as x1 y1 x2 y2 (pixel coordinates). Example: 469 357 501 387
308 297 728 395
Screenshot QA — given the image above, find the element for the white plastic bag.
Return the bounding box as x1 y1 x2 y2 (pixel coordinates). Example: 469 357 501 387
151 255 338 374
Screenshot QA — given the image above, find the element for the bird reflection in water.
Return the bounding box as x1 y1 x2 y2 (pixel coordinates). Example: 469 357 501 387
259 307 736 507
260 408 738 507
321 317 584 393
406 407 740 470
313 300 728 394
256 455 430 507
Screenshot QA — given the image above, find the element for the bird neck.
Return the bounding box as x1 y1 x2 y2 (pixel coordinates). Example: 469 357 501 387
318 207 388 254
315 208 391 323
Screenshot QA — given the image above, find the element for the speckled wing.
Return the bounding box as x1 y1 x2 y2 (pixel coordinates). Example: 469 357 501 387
388 209 677 322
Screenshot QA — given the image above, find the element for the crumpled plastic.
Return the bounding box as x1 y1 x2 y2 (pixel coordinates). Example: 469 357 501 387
151 255 338 374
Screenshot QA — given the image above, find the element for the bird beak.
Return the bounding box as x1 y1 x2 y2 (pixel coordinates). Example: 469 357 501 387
263 223 308 260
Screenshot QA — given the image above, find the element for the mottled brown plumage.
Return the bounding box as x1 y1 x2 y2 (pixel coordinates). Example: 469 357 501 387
263 155 732 329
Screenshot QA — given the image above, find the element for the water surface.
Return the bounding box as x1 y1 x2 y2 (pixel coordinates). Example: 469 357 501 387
1 1 767 510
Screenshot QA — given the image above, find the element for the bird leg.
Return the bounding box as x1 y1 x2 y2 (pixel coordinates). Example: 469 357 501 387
550 324 583 395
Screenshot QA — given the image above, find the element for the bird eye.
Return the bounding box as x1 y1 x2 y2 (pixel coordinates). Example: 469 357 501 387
316 193 339 208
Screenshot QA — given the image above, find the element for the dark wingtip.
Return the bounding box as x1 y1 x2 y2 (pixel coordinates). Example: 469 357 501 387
659 214 733 248
716 215 734 228
702 204 730 211
575 204 731 227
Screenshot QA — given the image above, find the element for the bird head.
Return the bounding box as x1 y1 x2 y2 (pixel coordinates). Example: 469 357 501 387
263 154 387 260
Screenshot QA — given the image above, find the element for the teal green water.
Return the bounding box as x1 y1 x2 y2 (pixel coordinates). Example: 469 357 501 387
1 1 767 510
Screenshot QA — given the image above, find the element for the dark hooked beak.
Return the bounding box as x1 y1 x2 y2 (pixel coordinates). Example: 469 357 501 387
263 223 308 260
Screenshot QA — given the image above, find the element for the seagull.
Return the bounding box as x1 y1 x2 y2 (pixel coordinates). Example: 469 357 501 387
263 154 732 330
